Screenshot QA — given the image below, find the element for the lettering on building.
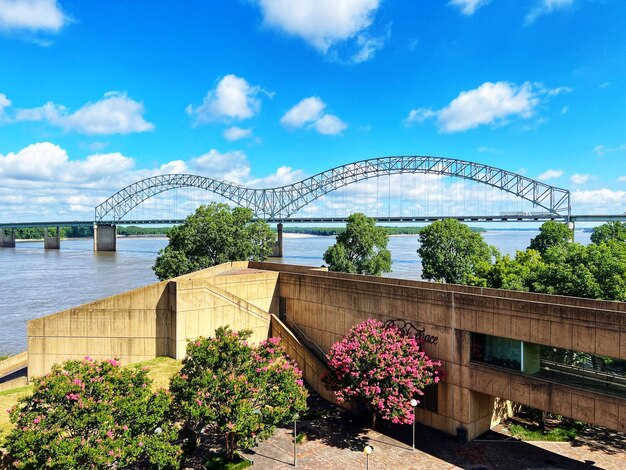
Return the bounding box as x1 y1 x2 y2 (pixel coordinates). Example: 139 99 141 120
383 319 439 345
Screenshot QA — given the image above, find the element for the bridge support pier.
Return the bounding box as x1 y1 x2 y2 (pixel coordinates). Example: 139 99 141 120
0 228 16 248
44 227 61 249
271 223 283 258
93 224 117 252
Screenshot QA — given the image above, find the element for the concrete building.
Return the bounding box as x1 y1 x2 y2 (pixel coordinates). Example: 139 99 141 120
27 261 626 440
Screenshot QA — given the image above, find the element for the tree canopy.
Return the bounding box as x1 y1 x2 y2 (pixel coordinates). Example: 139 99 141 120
591 221 626 245
153 203 275 280
170 327 307 462
323 213 392 276
528 221 573 254
6 358 181 469
323 319 440 429
417 219 497 284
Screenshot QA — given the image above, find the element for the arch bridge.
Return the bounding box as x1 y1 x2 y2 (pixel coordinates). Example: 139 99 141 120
95 156 571 223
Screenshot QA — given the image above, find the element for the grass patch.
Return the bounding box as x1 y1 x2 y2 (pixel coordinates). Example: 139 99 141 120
135 357 182 391
204 452 252 470
0 385 34 445
509 422 586 442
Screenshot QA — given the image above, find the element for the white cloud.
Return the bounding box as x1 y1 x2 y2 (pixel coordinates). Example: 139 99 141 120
14 92 154 135
280 97 325 128
570 173 590 185
186 75 266 125
281 96 347 135
537 169 563 181
314 114 347 135
0 142 311 221
618 176 626 182
255 0 385 62
571 189 626 213
525 0 573 25
0 93 11 120
223 126 253 141
407 81 544 133
0 0 68 32
599 82 611 89
448 0 491 16
595 144 626 157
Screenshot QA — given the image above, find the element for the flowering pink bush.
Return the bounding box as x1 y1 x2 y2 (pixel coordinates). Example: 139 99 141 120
5 357 181 469
170 326 308 462
322 318 441 428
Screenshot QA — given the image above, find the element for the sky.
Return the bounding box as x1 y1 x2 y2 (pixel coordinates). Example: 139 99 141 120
0 0 625 222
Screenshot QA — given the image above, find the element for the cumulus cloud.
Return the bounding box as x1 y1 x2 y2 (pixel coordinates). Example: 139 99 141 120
281 96 347 135
14 92 154 135
186 74 267 124
0 142 311 221
255 0 385 63
280 97 325 128
0 0 68 33
537 169 563 181
570 173 590 185
406 81 569 133
314 114 347 135
448 0 491 16
223 126 253 141
525 0 573 25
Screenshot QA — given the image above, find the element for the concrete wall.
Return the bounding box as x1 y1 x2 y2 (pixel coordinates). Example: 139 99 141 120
27 262 279 377
260 263 626 438
28 280 175 378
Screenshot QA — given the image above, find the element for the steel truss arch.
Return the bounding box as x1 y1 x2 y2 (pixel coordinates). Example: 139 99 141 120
94 156 571 222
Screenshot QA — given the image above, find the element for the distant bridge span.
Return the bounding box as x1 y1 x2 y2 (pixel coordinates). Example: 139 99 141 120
94 156 572 223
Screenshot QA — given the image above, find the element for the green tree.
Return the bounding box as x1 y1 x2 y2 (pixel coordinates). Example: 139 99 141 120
417 219 497 284
590 221 626 245
528 221 573 255
469 249 544 291
535 241 626 301
323 213 392 275
153 203 276 280
170 327 308 462
6 358 181 469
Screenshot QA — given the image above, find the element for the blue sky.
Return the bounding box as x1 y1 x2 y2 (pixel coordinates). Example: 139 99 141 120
0 0 625 221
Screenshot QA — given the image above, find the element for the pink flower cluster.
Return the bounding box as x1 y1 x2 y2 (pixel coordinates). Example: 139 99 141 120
323 318 441 425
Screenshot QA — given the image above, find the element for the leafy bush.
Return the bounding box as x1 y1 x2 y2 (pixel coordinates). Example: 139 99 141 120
5 357 182 469
323 318 441 429
170 327 308 461
204 452 252 469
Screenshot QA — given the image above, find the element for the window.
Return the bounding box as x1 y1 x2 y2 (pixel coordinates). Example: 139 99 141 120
470 333 626 399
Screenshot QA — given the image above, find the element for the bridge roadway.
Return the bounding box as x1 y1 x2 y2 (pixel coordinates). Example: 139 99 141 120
0 213 625 229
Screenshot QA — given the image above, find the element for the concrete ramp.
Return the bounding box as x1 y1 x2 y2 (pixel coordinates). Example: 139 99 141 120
0 352 28 391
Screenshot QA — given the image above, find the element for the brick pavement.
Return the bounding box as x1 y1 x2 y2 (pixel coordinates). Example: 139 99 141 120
239 413 626 470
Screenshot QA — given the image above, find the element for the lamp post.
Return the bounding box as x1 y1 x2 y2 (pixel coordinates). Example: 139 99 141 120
363 445 373 470
410 399 418 451
293 413 299 467
154 427 163 470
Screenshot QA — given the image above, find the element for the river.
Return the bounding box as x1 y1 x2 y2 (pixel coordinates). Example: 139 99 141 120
0 231 592 354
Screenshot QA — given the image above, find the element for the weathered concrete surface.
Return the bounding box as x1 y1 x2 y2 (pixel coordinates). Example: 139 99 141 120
93 223 116 251
43 227 60 249
26 260 626 441
0 228 16 248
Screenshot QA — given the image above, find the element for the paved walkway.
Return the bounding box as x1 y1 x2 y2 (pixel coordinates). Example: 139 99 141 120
239 410 626 470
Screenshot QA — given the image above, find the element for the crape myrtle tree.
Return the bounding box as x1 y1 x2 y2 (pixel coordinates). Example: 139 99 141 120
170 327 308 462
322 319 440 430
418 219 498 284
153 203 276 280
323 212 392 276
6 358 182 469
